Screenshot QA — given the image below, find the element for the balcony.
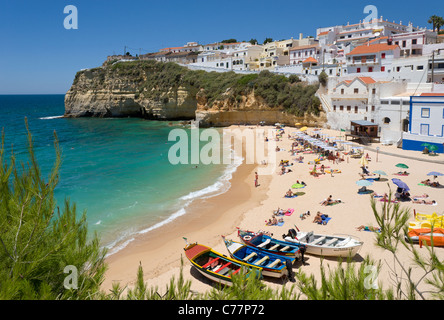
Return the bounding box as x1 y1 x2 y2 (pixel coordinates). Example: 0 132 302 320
348 58 379 66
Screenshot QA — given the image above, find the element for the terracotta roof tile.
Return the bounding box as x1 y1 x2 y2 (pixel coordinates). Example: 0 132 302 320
303 57 318 63
346 43 399 55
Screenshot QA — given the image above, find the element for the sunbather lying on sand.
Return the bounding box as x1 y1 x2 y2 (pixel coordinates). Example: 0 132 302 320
356 225 381 232
411 193 429 199
412 199 436 205
320 195 341 205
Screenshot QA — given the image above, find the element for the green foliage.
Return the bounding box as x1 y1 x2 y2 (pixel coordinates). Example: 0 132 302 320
295 256 392 300
318 70 328 87
221 39 237 44
263 38 273 44
0 121 107 300
370 189 444 299
74 60 322 117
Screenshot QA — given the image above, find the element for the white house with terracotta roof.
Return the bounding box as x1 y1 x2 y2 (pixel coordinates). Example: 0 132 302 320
320 76 414 143
345 42 400 74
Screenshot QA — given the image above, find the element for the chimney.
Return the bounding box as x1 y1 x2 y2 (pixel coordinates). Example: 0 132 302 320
299 33 303 40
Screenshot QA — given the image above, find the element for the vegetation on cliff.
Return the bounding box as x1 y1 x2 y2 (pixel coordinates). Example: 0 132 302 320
84 60 321 117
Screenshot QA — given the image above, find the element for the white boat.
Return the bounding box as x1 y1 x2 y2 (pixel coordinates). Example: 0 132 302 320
282 228 363 258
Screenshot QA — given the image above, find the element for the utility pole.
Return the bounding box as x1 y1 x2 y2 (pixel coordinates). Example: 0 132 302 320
431 49 435 83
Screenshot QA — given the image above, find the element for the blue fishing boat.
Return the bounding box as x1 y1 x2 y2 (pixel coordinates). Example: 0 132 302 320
223 236 295 280
237 229 305 261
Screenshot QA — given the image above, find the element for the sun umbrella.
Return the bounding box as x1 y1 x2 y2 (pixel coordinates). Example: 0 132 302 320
373 170 387 176
396 163 409 169
359 155 369 166
428 145 438 151
356 180 373 187
427 171 444 180
427 171 444 176
291 183 305 189
392 178 410 191
300 126 308 131
421 143 431 147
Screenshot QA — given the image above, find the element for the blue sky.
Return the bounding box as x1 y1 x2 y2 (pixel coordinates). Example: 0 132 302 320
0 0 442 94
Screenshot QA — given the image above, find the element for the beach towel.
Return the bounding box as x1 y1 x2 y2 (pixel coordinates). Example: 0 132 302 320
393 173 409 176
284 209 294 216
358 189 374 195
284 195 298 198
265 221 285 227
317 216 331 225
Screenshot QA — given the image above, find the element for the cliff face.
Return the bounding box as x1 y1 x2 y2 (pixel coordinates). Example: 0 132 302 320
64 60 326 127
64 65 197 119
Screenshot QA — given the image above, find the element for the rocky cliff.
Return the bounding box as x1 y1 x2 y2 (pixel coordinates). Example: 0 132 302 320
65 60 326 127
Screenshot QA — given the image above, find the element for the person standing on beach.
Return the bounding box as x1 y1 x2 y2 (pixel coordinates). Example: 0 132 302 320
255 172 259 187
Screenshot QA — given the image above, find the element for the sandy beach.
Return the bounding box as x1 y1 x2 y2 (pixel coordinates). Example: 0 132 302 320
102 125 444 297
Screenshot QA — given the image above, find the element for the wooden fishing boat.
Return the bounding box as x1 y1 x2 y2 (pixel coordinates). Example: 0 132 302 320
282 228 363 258
222 236 295 279
237 229 304 259
183 241 262 286
406 227 444 247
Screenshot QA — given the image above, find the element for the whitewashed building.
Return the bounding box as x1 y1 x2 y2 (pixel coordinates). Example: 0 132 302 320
402 93 444 153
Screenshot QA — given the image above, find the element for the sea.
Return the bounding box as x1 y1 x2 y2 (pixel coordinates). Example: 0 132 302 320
0 95 241 256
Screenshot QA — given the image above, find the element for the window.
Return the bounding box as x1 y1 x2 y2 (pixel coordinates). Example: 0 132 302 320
354 88 359 94
402 40 406 48
412 39 417 45
381 66 385 72
421 108 430 118
357 67 361 73
340 105 344 111
354 106 358 113
341 89 344 94
381 53 386 59
372 106 375 111
347 106 351 112
333 105 336 111
420 124 429 135
417 65 424 70
383 117 391 124
368 67 373 72
372 88 376 94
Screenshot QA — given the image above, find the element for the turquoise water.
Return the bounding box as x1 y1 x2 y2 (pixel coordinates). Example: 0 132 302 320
0 95 237 254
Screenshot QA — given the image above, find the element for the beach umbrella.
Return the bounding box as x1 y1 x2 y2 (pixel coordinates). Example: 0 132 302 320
356 180 373 187
359 155 369 166
300 126 308 131
395 163 409 169
428 145 438 152
421 143 431 147
291 183 305 189
392 178 410 191
427 171 444 180
373 170 387 176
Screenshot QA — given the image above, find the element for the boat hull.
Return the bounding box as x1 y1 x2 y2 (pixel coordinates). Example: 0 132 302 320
283 230 363 258
223 238 295 278
407 228 444 247
184 243 262 286
237 229 303 259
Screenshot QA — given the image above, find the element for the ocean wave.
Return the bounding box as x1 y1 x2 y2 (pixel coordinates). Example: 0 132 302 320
39 115 64 120
104 149 244 257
